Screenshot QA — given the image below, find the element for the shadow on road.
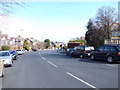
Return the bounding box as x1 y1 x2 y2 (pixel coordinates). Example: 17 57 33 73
78 58 120 64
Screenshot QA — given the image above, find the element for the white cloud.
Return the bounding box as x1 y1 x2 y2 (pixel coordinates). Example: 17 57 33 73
1 16 85 42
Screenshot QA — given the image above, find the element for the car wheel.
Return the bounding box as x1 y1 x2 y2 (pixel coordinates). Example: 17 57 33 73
10 64 12 67
91 55 95 60
107 56 113 63
16 56 18 60
80 54 83 58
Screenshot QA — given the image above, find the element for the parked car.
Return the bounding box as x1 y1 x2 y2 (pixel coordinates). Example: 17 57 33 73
66 48 74 56
16 49 23 55
31 48 38 51
9 50 18 60
0 61 5 77
72 46 95 58
0 51 13 67
90 45 120 63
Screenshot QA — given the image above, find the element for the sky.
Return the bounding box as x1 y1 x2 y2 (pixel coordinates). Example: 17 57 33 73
1 0 118 43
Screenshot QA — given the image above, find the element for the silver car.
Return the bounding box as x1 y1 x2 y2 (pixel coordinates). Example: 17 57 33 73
0 51 13 67
0 61 4 77
16 49 23 55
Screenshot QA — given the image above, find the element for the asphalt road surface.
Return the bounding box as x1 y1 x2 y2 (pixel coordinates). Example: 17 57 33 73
1 50 119 89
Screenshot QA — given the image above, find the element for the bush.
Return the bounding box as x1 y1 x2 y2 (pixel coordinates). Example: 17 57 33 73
1 45 12 51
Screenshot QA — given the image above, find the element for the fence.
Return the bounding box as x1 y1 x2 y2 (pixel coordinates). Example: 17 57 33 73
104 39 120 45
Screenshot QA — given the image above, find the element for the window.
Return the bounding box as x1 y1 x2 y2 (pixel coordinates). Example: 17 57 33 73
104 46 117 51
98 46 104 51
0 52 10 56
85 46 94 50
117 46 120 51
109 46 117 51
104 46 110 51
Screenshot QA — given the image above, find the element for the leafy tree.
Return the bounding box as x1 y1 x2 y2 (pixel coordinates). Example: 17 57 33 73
44 39 50 49
85 19 104 49
23 39 30 51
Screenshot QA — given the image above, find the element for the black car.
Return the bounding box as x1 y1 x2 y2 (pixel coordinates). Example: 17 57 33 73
66 48 74 56
9 50 18 60
90 45 120 63
72 46 95 58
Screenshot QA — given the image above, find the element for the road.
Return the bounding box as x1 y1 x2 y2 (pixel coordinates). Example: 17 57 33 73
1 50 119 89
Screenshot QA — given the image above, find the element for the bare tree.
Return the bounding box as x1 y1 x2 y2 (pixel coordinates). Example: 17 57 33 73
0 0 25 16
96 6 118 39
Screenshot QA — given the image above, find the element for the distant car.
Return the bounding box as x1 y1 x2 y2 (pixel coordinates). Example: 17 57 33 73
16 49 23 55
9 50 18 60
0 51 13 67
72 46 95 58
90 45 120 63
31 48 38 51
0 61 5 77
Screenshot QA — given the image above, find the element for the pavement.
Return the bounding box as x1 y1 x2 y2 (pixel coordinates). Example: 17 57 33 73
1 50 119 89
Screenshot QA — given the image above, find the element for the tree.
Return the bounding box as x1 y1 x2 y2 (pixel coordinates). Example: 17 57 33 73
85 19 104 49
85 6 117 49
0 0 25 16
96 6 117 39
44 39 50 49
23 39 30 51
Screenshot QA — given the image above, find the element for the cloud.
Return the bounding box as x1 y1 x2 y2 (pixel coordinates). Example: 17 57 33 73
1 16 85 42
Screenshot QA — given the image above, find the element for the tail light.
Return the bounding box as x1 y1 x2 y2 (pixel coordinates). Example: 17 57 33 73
116 52 120 56
84 51 86 53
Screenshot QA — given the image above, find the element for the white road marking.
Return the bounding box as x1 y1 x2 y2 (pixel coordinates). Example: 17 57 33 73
42 57 46 61
39 52 46 61
105 64 117 67
67 72 100 90
39 52 41 56
48 61 58 67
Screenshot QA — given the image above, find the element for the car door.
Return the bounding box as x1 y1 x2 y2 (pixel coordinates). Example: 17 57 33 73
102 46 110 59
95 46 105 59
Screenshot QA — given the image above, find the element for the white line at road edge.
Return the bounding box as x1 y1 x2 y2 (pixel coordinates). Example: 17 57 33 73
67 72 100 90
105 64 117 67
42 57 46 61
48 61 58 67
39 52 46 61
39 52 41 56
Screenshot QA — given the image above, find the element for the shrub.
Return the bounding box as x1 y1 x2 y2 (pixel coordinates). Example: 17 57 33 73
1 45 12 51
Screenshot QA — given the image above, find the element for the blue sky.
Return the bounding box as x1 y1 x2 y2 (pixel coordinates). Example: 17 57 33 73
4 1 118 42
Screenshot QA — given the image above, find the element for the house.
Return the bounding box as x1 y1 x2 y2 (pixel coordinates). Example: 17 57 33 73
0 34 10 46
14 35 24 49
104 23 120 45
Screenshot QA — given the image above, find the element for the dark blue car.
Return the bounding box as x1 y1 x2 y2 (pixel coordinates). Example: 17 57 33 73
90 45 120 63
9 50 18 60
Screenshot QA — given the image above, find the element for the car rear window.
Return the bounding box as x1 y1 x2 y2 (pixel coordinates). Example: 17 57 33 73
85 47 94 50
9 50 16 54
0 52 10 56
17 50 22 51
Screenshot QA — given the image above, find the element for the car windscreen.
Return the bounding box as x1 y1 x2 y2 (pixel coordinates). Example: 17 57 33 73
16 50 21 51
85 47 94 51
0 52 10 56
9 50 16 54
